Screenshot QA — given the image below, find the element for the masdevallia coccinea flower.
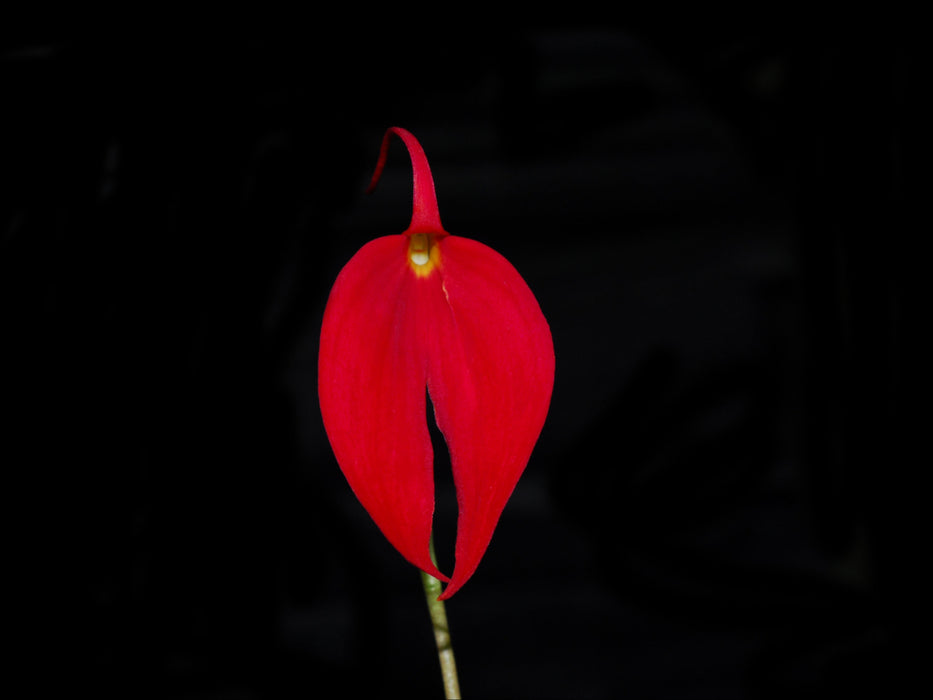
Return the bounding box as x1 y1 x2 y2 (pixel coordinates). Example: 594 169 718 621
318 127 554 599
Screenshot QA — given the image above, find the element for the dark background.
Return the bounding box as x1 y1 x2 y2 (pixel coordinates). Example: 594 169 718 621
4 25 918 698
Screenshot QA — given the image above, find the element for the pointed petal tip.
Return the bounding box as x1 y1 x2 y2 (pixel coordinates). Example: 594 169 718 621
435 569 471 600
436 585 456 601
429 571 452 586
418 560 451 584
365 127 444 234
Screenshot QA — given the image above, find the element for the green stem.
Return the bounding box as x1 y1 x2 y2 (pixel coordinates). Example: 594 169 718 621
420 538 461 699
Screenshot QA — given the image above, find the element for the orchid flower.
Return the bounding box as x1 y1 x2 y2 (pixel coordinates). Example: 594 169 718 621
318 127 554 599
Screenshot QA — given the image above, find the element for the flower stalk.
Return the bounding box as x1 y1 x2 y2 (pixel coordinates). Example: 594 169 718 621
421 536 461 699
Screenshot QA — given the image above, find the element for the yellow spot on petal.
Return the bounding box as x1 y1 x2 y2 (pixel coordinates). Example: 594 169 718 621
408 233 441 278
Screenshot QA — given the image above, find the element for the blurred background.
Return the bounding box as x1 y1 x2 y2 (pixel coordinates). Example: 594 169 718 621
3 24 918 698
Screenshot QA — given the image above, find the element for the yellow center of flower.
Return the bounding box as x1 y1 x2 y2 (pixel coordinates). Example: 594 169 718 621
408 233 440 277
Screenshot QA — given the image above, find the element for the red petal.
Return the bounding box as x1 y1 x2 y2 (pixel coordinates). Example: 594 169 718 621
425 236 555 599
318 234 448 582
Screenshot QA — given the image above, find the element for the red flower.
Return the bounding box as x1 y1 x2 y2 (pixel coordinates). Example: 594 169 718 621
318 127 554 599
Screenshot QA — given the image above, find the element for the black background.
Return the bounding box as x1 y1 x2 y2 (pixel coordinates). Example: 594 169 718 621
3 24 919 698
